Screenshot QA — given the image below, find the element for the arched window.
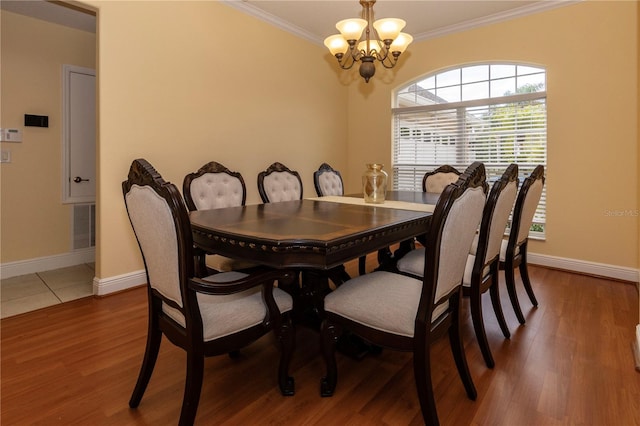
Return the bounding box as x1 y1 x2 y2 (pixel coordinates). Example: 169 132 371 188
392 63 547 237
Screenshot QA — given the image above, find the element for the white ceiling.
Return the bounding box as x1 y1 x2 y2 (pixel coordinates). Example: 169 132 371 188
0 0 576 43
0 1 96 33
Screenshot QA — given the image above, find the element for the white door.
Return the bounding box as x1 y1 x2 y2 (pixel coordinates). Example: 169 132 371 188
63 65 96 203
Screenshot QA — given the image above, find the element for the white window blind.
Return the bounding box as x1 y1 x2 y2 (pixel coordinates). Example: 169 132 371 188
392 64 547 237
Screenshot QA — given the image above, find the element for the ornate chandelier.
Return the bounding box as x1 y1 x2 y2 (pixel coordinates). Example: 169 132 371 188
323 0 413 83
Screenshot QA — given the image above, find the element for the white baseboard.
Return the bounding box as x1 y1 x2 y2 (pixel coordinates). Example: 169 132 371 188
0 248 95 279
528 253 639 283
93 269 146 296
4 250 638 296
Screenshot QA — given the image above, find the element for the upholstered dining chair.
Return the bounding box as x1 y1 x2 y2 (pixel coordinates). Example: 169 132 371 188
500 165 545 324
183 161 255 274
313 162 343 197
257 162 305 292
124 159 295 425
313 163 368 277
399 165 463 252
258 162 303 203
398 164 518 368
422 164 462 193
320 162 487 426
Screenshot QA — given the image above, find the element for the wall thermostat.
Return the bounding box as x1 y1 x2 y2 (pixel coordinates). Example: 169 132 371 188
0 128 22 142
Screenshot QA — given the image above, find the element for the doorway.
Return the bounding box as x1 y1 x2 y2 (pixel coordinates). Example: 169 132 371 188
62 64 96 205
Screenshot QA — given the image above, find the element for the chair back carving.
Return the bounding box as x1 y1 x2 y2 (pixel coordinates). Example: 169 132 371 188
510 165 545 249
422 164 462 193
183 161 246 211
421 162 487 319
475 164 519 268
258 162 303 203
123 159 192 311
314 163 344 197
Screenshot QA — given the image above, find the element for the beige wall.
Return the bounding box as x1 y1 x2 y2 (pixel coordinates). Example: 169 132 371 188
2 1 638 288
0 11 96 262
85 1 348 278
344 1 638 268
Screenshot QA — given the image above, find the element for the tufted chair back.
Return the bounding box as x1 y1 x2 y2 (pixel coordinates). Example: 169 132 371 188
314 163 344 196
258 162 303 203
422 165 462 193
183 161 246 211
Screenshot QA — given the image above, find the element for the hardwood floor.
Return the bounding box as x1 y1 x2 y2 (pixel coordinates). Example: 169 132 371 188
2 258 639 425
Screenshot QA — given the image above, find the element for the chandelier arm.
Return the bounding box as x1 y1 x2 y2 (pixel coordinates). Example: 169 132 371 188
382 51 403 69
335 50 357 70
380 54 398 69
372 44 390 62
338 58 356 71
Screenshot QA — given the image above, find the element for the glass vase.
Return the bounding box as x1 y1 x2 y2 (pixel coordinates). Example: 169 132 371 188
362 163 388 204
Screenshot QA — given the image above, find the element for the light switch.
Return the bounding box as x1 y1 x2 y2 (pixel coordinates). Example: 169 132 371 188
0 128 22 142
1 150 11 163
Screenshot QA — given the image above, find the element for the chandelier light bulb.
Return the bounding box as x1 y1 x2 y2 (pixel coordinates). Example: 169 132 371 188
357 39 382 55
324 35 349 56
335 18 367 41
390 32 413 54
373 18 405 42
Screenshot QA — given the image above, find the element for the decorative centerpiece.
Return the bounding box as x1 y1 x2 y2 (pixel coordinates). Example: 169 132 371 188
362 163 388 204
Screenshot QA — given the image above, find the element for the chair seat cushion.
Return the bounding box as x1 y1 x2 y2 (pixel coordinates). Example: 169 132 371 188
499 239 520 262
206 254 257 272
324 271 448 338
469 233 479 256
162 271 293 341
462 254 490 287
396 248 425 277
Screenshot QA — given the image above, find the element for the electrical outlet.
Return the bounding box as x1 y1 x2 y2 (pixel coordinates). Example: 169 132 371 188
1 150 11 163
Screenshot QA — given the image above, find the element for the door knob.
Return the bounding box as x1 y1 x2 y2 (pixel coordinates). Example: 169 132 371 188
73 176 90 183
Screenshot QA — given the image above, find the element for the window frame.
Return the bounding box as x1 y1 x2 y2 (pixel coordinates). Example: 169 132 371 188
391 63 547 239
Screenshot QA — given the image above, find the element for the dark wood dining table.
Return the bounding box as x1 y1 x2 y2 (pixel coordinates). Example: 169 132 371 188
190 191 438 328
190 191 438 271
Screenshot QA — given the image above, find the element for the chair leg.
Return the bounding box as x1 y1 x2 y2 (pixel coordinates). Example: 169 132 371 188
504 265 526 325
327 265 351 287
489 270 510 339
276 315 295 396
320 320 340 397
519 258 538 307
129 322 162 408
413 340 440 426
469 283 495 369
448 293 477 400
358 256 367 275
179 350 204 426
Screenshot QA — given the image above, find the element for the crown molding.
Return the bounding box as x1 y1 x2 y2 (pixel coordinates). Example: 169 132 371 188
222 0 580 46
412 0 582 42
220 0 320 45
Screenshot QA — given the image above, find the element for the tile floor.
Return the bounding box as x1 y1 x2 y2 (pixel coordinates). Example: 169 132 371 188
1 263 95 319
